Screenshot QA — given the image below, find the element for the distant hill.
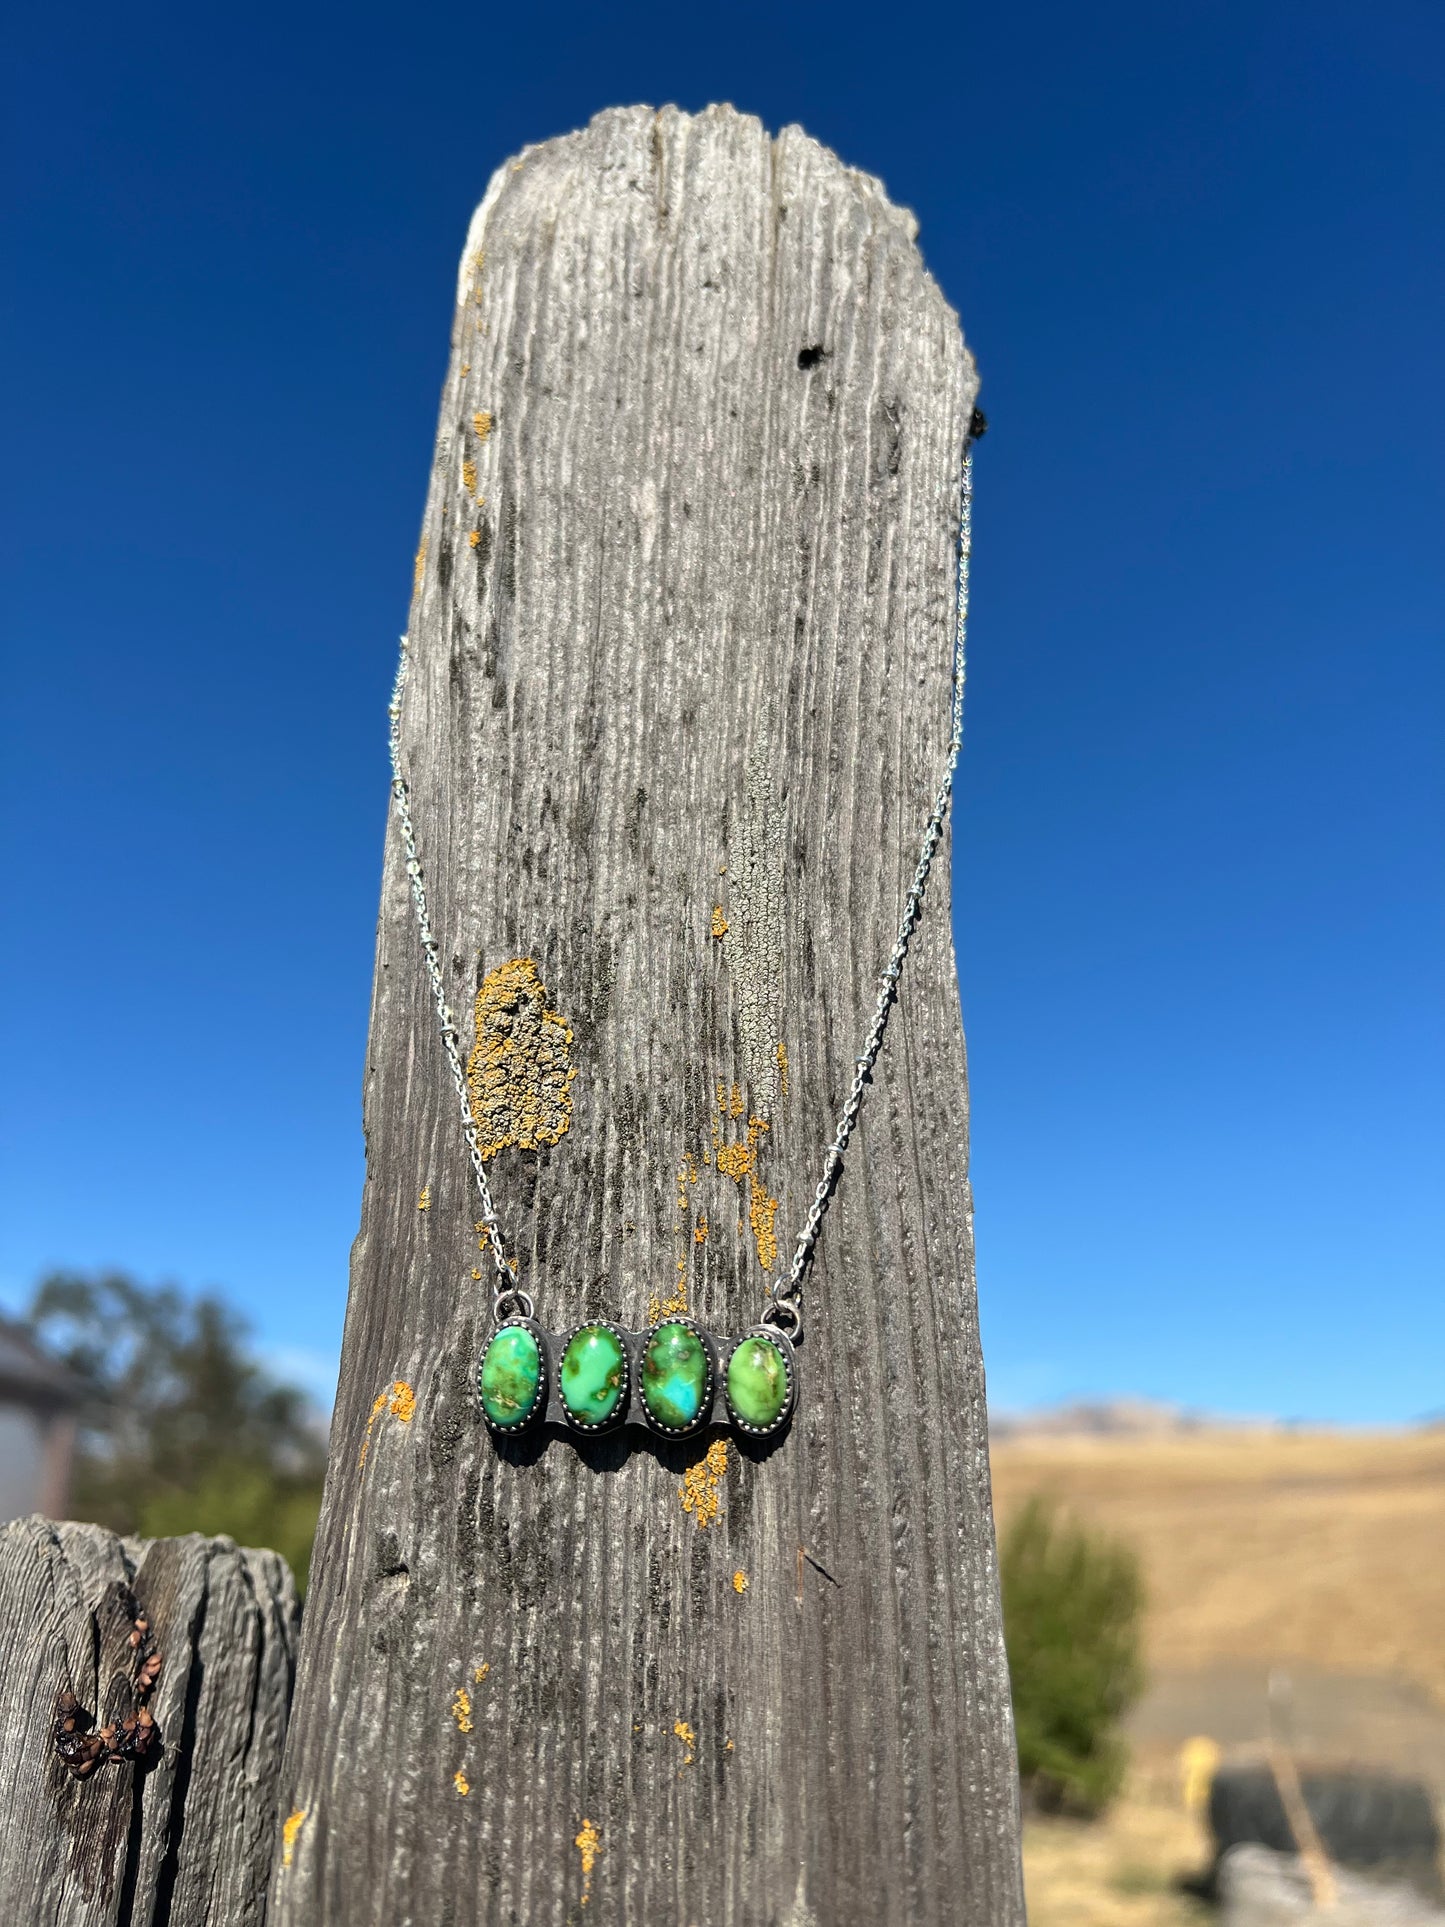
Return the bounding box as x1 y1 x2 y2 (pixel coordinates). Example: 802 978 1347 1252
987 1396 1268 1440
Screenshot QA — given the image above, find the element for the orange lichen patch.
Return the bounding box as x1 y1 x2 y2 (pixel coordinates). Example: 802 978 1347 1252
777 1040 790 1096
466 959 576 1161
418 1185 431 1211
647 1281 688 1325
475 1225 519 1277
454 1771 470 1796
710 906 729 939
358 1380 417 1469
462 459 478 493
412 536 428 595
473 1662 490 1685
460 362 471 376
575 1817 601 1907
282 1808 307 1869
451 1687 473 1734
716 1082 745 1120
468 529 481 549
715 1141 751 1181
748 1174 779 1272
675 1152 699 1215
472 410 493 441
694 1218 708 1244
359 1392 387 1467
680 1439 729 1529
713 1113 780 1271
673 1719 696 1768
652 1151 706 1323
732 1570 749 1595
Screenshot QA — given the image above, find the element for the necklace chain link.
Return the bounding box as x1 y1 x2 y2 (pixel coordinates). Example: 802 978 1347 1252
389 444 974 1339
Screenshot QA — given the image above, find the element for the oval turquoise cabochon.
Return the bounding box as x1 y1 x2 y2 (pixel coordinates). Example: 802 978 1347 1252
725 1333 791 1431
560 1323 627 1425
640 1321 710 1430
478 1323 543 1428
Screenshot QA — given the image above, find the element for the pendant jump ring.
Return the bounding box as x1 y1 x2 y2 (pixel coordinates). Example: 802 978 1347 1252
493 1288 534 1324
761 1300 803 1341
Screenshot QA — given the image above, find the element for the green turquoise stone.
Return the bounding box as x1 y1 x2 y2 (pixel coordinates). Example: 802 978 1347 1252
726 1334 790 1430
478 1324 542 1428
641 1322 710 1430
560 1324 626 1425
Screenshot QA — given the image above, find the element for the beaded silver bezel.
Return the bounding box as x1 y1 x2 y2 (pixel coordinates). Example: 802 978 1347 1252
556 1320 631 1433
723 1327 798 1438
637 1316 717 1437
476 1316 548 1434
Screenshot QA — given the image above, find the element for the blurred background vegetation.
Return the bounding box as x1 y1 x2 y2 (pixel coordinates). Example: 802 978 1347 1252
26 1269 328 1592
1000 1493 1146 1815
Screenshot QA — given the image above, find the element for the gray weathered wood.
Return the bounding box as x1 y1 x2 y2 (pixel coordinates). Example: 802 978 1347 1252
273 103 1024 1925
0 1516 300 1924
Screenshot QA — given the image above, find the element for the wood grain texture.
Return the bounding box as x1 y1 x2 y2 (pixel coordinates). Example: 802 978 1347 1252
273 104 1024 1926
0 1517 299 1925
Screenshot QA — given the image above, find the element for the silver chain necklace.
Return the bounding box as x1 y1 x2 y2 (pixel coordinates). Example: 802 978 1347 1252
388 443 974 1443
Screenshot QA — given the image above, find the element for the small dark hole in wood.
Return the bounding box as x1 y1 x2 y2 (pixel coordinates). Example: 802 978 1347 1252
797 344 828 370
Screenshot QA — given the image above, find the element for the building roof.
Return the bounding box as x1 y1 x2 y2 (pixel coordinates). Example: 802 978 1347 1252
0 1318 84 1411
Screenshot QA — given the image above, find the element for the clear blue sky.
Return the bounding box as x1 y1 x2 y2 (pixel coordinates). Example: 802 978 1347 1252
3 2 1440 1423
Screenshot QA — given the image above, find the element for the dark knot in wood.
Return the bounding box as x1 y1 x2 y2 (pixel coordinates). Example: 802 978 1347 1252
53 1605 162 1778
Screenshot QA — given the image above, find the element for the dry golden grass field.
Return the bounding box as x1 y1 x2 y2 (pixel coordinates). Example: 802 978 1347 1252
1020 1787 1213 1927
990 1422 1445 1923
992 1423 1445 1703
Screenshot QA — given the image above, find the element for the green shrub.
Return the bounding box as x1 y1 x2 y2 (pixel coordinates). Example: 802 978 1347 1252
999 1494 1144 1814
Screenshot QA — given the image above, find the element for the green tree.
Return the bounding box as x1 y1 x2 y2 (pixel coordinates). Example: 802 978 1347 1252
999 1494 1145 1814
27 1269 328 1592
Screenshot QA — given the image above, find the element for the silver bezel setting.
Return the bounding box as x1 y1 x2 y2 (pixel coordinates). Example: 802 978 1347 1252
638 1316 717 1437
723 1326 798 1438
557 1320 631 1433
476 1316 548 1434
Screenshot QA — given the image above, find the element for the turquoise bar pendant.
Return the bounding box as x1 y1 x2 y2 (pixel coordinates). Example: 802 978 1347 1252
477 1320 796 1441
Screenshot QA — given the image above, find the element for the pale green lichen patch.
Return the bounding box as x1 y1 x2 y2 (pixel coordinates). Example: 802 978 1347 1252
725 748 786 1107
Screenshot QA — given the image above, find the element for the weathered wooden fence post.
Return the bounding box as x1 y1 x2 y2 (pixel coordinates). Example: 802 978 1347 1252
0 1517 299 1924
272 104 1024 1925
